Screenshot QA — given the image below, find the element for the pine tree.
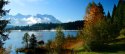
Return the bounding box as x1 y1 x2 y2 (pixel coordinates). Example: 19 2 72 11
111 0 125 39
22 33 30 48
112 4 117 18
107 11 112 23
98 2 104 14
0 0 9 47
29 34 37 48
55 26 65 53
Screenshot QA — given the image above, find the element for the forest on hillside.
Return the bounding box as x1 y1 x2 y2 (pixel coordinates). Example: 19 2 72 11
6 20 83 30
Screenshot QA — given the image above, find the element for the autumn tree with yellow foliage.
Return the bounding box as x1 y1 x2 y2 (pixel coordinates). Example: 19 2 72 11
83 2 111 51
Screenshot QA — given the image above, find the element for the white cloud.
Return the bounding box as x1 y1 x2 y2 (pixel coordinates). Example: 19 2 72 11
23 17 42 25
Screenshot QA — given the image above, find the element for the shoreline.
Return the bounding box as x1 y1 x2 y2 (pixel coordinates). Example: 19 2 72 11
9 30 80 32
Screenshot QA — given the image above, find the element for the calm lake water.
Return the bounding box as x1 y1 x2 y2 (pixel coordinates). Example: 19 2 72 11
3 30 78 54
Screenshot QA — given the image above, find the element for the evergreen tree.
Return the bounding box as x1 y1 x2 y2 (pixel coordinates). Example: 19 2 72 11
107 11 111 18
22 33 30 48
55 26 65 53
98 2 104 14
0 0 9 48
29 34 37 48
107 11 112 23
55 26 65 45
111 0 125 39
112 4 117 18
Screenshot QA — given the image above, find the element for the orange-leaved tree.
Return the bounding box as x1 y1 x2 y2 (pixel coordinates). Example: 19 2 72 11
82 2 110 51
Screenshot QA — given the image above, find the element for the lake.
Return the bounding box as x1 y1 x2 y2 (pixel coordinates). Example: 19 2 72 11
3 30 78 54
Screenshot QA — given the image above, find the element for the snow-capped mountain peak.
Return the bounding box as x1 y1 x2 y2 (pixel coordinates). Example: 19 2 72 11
3 13 61 26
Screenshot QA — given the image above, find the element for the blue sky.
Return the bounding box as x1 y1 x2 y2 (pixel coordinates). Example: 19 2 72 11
5 0 118 22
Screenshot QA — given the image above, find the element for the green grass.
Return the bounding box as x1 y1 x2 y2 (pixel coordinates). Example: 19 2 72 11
72 42 125 54
76 51 125 54
117 35 125 39
74 46 84 50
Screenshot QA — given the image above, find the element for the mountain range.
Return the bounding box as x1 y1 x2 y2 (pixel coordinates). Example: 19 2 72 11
3 13 61 26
